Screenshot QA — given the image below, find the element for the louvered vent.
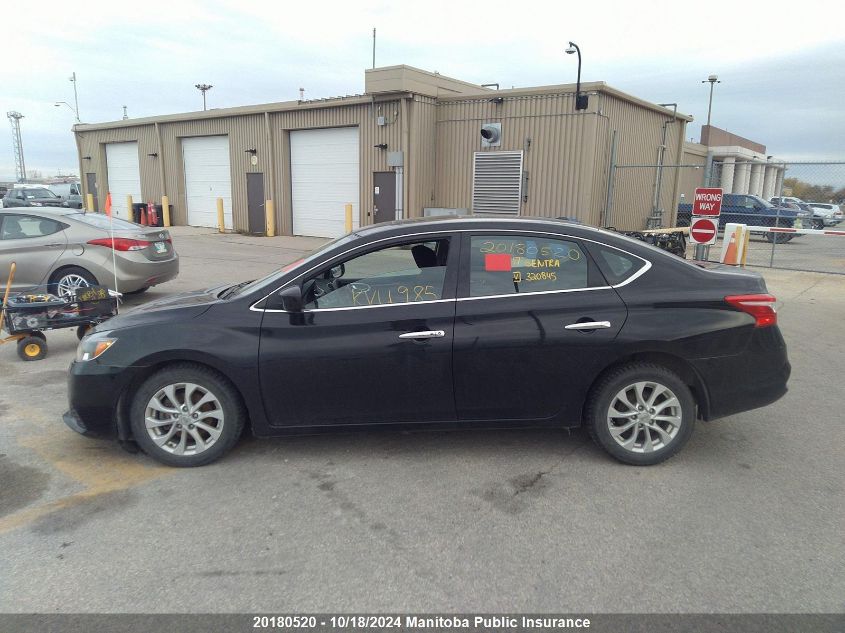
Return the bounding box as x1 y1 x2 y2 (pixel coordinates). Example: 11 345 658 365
472 151 523 215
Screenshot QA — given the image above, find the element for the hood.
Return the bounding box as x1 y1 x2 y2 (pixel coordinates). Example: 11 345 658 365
94 285 228 333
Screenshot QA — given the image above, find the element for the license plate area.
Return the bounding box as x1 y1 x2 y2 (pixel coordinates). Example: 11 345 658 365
153 241 168 254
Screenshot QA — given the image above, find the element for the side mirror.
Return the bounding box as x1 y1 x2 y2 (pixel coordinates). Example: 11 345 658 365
278 285 303 312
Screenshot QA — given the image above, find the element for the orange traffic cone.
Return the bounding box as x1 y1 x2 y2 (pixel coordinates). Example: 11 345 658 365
722 227 739 265
140 205 148 226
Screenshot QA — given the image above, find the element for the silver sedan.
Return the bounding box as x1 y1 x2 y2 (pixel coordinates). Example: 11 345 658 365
0 207 179 295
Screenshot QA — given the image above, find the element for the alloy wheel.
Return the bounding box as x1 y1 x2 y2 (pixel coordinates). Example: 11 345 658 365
144 383 225 456
57 274 91 297
606 381 682 454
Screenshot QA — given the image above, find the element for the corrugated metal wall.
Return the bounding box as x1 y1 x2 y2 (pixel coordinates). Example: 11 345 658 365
601 94 687 230
434 93 606 223
408 96 438 214
678 142 709 207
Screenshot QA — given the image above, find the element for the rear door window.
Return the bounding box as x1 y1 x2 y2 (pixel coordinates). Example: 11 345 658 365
465 235 594 297
0 214 65 240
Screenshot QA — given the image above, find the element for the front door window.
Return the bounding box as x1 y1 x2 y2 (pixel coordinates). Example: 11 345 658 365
302 239 450 309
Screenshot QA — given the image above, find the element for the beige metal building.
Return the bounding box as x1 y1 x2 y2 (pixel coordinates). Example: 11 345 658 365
74 65 692 236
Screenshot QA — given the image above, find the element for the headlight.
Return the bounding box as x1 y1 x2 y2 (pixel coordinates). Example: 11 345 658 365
76 332 117 362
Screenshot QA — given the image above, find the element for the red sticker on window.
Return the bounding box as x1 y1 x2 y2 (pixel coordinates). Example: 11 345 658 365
484 253 512 271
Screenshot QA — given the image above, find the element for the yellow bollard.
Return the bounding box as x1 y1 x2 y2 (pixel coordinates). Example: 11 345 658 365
86 193 95 212
217 198 225 233
162 195 171 227
126 195 133 221
740 226 751 267
265 200 275 237
345 203 353 233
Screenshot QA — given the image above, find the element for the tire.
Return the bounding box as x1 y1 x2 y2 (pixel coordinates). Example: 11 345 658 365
129 364 246 467
49 266 98 297
76 324 92 340
764 231 791 244
812 219 824 230
17 335 47 361
585 362 695 466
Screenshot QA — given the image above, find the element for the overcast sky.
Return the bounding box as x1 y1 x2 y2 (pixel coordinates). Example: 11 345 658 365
2 0 843 180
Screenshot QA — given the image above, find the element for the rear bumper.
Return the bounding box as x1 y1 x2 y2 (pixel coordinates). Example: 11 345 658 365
693 328 791 421
115 254 179 293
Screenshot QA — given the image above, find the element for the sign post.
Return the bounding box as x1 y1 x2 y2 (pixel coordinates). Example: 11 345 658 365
691 187 722 260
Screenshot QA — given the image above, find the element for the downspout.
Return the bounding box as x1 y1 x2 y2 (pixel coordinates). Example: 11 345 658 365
650 103 677 228
73 127 85 206
400 97 410 219
154 122 166 198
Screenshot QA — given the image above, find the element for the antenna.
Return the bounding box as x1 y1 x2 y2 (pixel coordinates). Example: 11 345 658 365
7 111 26 182
122 105 128 120
299 87 305 101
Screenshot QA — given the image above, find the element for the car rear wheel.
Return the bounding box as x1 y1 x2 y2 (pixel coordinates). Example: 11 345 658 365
585 363 695 465
50 266 97 297
129 364 245 467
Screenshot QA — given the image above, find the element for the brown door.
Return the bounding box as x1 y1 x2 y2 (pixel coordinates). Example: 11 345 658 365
246 173 265 234
85 173 98 212
373 172 396 224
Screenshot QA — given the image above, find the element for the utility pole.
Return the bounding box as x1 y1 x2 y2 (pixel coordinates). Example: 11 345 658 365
372 28 376 69
69 72 81 122
7 111 26 182
195 83 213 111
122 106 128 120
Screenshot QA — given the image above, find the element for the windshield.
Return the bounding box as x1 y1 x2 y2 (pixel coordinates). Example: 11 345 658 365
23 188 58 199
228 233 354 297
70 213 141 231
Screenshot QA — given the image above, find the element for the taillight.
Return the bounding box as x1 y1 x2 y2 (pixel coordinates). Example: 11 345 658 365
88 237 150 251
725 294 777 327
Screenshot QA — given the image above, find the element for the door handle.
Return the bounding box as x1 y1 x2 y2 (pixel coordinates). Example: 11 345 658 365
45 243 63 247
399 330 446 339
564 321 612 330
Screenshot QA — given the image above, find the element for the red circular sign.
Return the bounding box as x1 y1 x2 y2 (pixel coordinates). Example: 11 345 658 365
690 217 718 244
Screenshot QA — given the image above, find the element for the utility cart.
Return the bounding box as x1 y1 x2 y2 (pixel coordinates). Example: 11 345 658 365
1 263 119 361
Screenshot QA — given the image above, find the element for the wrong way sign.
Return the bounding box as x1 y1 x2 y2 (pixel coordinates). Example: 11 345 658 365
693 187 723 217
690 217 718 245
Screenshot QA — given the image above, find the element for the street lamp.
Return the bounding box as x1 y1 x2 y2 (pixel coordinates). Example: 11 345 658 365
701 74 720 127
565 41 589 111
54 101 80 122
195 83 213 111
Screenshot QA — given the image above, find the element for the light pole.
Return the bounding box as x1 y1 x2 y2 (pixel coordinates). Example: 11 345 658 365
54 101 80 122
565 41 589 111
701 74 720 127
195 83 213 111
69 72 80 122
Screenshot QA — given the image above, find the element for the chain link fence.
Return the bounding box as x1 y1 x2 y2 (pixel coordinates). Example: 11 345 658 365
607 160 845 274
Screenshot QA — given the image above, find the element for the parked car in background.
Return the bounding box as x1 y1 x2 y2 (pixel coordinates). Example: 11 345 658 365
64 217 790 468
806 203 843 228
0 208 179 295
678 194 811 242
48 182 83 209
770 196 805 206
2 187 64 209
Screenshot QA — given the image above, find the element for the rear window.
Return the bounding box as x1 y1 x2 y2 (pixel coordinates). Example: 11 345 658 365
591 245 647 285
70 213 139 231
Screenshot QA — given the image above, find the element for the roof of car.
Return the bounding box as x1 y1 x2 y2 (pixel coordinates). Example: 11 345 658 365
349 215 600 238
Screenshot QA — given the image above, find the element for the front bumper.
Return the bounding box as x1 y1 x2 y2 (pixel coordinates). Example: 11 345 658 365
65 360 139 438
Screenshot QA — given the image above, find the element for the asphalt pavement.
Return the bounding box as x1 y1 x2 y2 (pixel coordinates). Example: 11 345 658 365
0 226 843 613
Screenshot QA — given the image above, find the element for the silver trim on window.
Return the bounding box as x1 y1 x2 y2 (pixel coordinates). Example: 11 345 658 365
251 229 652 314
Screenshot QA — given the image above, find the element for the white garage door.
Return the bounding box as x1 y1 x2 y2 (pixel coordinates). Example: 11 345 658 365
105 142 141 214
182 135 232 228
290 127 359 237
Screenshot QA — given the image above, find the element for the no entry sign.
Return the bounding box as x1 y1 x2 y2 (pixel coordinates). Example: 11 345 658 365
693 187 723 217
690 217 718 245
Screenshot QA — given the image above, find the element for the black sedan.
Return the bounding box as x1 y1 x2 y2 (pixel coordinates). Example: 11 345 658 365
64 218 790 467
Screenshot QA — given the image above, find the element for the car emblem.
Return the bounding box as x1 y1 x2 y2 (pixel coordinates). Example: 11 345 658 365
159 232 165 239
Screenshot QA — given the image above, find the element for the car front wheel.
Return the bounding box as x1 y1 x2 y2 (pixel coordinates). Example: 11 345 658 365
130 364 246 467
585 363 695 466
